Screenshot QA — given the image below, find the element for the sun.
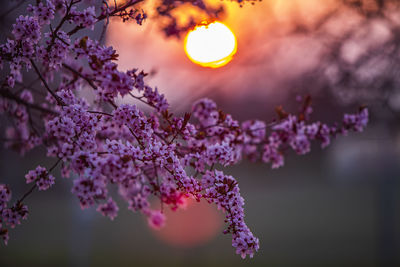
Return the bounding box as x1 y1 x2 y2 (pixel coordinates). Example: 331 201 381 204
184 21 237 68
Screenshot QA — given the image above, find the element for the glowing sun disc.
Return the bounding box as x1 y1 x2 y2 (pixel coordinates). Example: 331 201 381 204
184 21 237 68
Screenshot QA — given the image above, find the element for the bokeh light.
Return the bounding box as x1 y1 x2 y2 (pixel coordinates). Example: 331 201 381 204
151 198 223 247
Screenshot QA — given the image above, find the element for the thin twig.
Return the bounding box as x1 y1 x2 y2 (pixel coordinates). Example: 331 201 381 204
16 184 37 205
87 110 113 116
62 63 98 90
99 0 110 42
46 0 76 51
15 157 62 205
67 0 144 36
30 60 66 106
0 88 59 115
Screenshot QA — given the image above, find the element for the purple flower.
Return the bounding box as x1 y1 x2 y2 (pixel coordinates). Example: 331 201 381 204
12 15 41 42
2 204 28 229
0 223 9 245
0 0 370 257
97 198 119 220
27 1 55 25
70 6 96 30
0 185 11 211
147 210 166 230
25 166 55 191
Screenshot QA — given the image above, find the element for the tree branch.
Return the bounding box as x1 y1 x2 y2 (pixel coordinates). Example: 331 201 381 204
0 88 59 115
30 60 66 106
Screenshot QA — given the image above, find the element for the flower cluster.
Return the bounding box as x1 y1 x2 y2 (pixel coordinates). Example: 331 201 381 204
70 6 96 30
27 1 55 25
0 0 369 259
0 90 41 155
0 184 28 245
12 15 41 42
343 108 369 133
0 185 11 245
25 166 55 191
97 198 119 220
202 170 259 258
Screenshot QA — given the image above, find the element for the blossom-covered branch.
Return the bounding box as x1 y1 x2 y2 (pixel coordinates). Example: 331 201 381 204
0 0 368 259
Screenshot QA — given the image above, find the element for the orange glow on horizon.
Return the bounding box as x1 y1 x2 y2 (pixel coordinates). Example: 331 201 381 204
184 21 237 68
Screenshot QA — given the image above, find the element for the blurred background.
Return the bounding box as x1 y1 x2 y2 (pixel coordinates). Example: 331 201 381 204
1 0 400 266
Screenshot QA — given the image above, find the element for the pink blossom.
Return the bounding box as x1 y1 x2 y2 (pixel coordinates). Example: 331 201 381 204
2 204 28 229
0 185 11 211
25 166 55 191
97 198 119 220
147 210 166 230
0 1 369 257
0 224 9 245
